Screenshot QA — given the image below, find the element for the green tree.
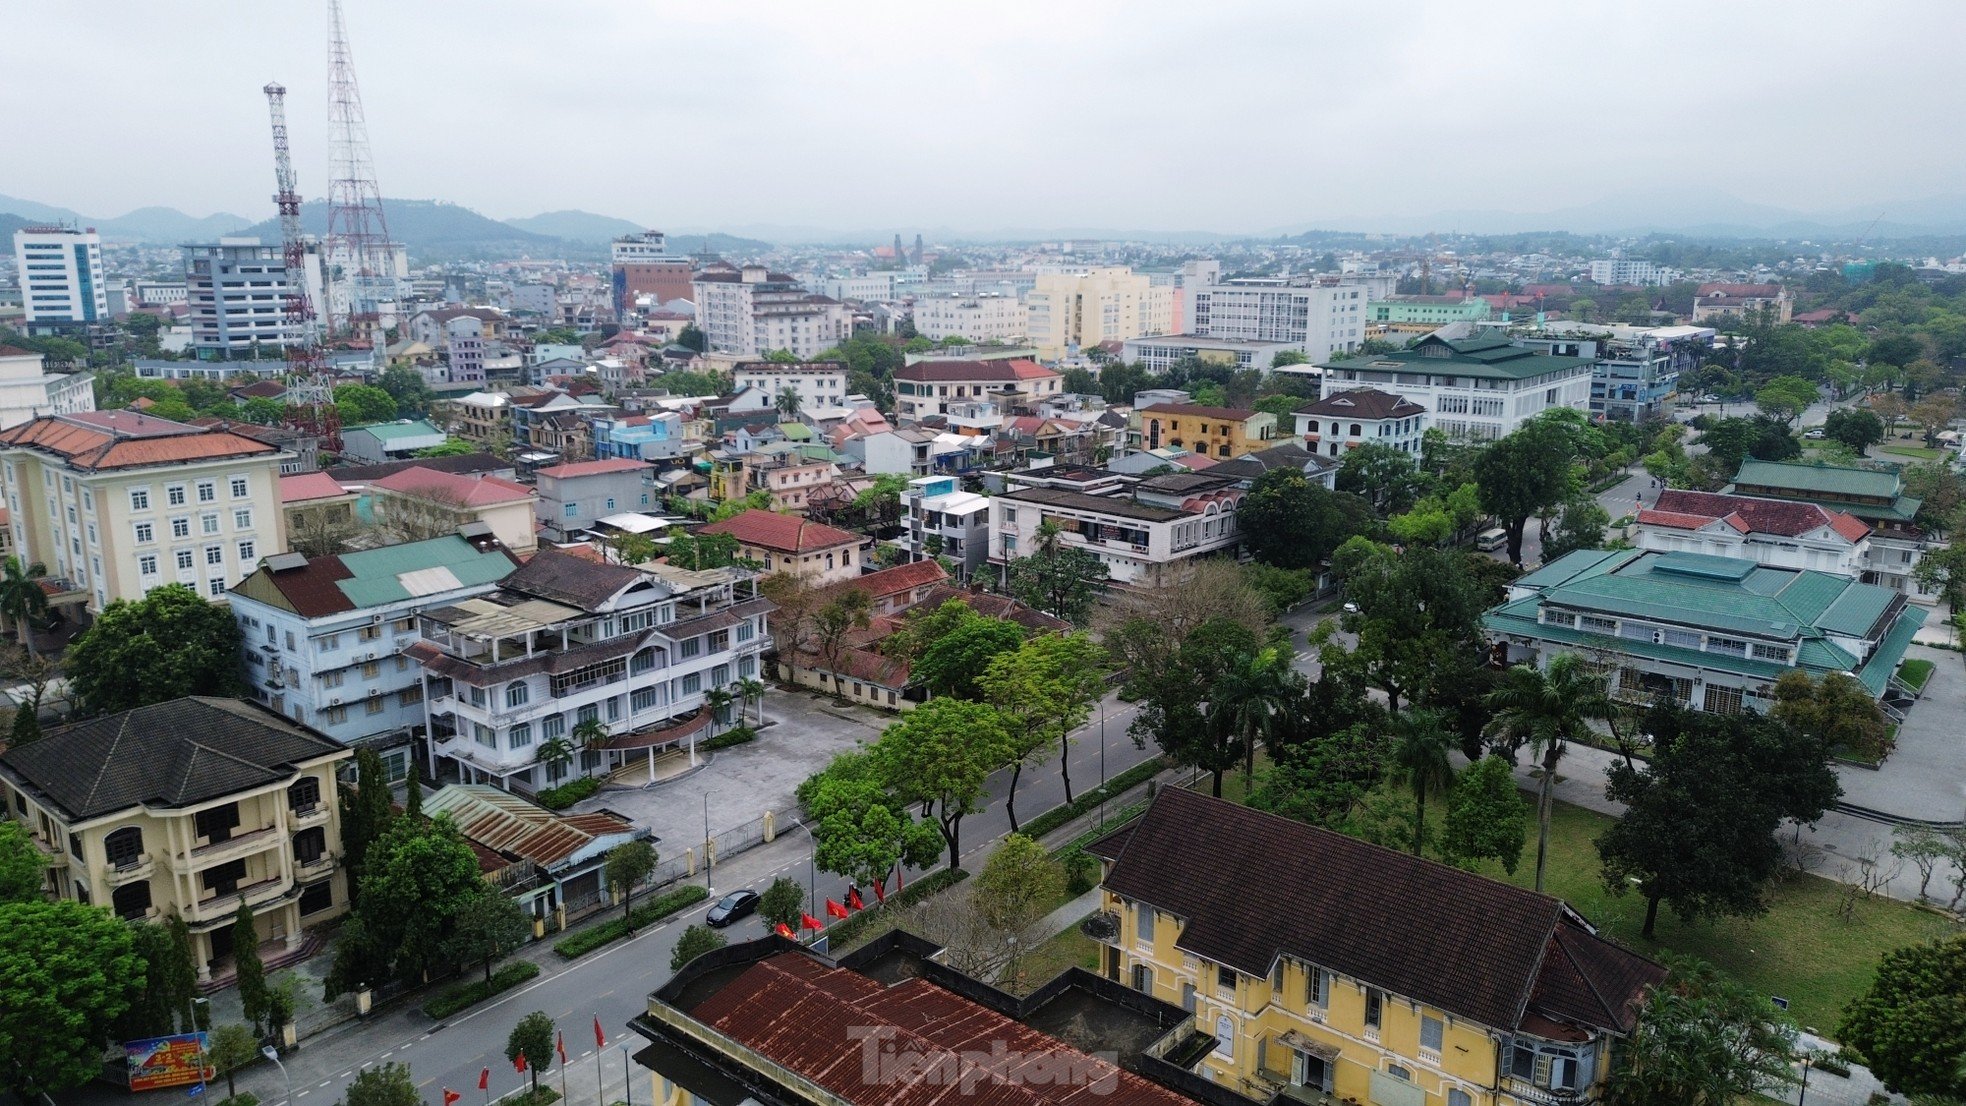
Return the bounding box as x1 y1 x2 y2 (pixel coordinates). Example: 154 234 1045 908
0 557 50 659
1753 375 1818 424
810 588 873 694
237 396 289 426
1837 936 1966 1099
334 383 401 427
761 348 800 363
343 816 487 988
414 438 477 458
1483 654 1610 892
339 747 396 895
774 386 803 421
979 631 1105 817
207 1023 262 1100
1823 406 1885 455
1004 520 1107 626
871 698 1008 867
340 1062 422 1106
1390 709 1456 855
1597 704 1839 937
604 840 658 932
914 613 1024 701
1440 755 1526 874
1335 442 1430 514
1317 540 1487 714
972 834 1065 934
0 821 43 903
1129 616 1267 797
1540 496 1611 561
377 364 436 418
1237 468 1375 569
67 583 242 714
1474 418 1577 564
506 1011 556 1094
798 751 944 888
118 918 199 1039
447 886 530 985
1604 957 1799 1106
232 902 269 1035
757 876 806 931
1770 670 1891 762
0 900 143 1102
670 924 727 971
1250 722 1388 829
675 323 707 352
664 529 743 570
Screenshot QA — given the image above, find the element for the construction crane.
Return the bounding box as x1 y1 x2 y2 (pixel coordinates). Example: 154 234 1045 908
264 81 341 451
323 0 396 345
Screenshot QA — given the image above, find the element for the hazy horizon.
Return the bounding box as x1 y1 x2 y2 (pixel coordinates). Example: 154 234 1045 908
7 1 1963 235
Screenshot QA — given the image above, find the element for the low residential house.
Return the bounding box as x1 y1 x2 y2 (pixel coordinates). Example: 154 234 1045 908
278 471 360 549
1484 548 1926 715
1205 440 1341 491
410 550 772 793
1292 388 1427 457
699 509 863 583
1088 787 1663 1106
752 455 840 513
592 412 687 462
439 391 515 449
1691 282 1792 324
534 458 655 543
900 474 989 580
227 422 320 474
1724 459 1930 600
0 697 353 981
988 471 1244 592
423 784 644 932
890 358 1062 422
1131 403 1278 460
1634 489 1873 578
340 419 448 464
369 466 539 554
229 531 521 773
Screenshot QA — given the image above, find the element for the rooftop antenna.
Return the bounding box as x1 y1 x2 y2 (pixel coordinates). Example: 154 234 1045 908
324 0 395 344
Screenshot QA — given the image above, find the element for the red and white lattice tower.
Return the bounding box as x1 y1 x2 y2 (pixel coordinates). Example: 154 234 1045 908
323 0 395 345
264 82 341 450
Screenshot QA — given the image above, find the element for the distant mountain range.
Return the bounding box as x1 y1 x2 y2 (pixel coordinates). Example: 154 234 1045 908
0 193 253 243
502 209 647 242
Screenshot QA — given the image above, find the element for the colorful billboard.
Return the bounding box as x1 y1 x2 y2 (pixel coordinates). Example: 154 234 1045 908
125 1033 211 1092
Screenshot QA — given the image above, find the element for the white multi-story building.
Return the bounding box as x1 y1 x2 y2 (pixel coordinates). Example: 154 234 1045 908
1024 267 1172 359
1191 279 1365 361
691 266 852 359
0 345 94 429
229 531 521 772
611 231 671 266
1633 489 1873 578
409 550 773 794
13 227 107 325
1587 259 1674 287
1291 388 1429 458
132 280 189 307
730 361 849 412
182 238 328 358
901 475 989 581
1120 334 1300 374
1316 333 1595 442
814 274 896 302
890 358 1063 422
987 471 1244 592
912 293 1027 343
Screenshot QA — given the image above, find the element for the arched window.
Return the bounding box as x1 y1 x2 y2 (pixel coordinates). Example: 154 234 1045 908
1213 1014 1233 1057
105 826 144 868
631 649 656 676
506 681 529 708
1349 423 1363 437
1447 1091 1472 1106
293 827 327 865
287 776 321 812
111 880 151 921
1386 1066 1411 1082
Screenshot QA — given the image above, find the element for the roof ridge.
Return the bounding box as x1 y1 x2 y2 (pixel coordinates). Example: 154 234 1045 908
1551 925 1620 1027
77 709 137 816
1512 912 1567 1030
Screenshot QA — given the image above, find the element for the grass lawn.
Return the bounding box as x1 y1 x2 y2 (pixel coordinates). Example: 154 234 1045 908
1898 657 1936 692
1464 798 1959 1034
1007 925 1101 996
1879 443 1947 461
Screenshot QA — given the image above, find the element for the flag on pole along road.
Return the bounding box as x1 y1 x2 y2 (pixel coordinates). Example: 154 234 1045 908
846 887 864 911
557 1031 567 1065
799 912 822 930
825 898 848 919
479 1068 490 1091
444 1090 461 1106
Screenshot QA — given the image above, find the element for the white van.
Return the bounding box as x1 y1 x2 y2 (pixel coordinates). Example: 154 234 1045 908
1474 527 1508 552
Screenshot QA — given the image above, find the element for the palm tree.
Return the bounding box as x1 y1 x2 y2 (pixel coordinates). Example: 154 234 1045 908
1213 646 1302 786
736 677 768 725
1391 709 1457 856
1483 653 1610 892
0 557 49 660
571 717 610 777
703 686 736 733
775 387 803 422
535 736 576 787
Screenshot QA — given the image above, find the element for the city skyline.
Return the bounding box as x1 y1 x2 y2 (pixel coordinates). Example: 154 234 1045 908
5 1 1965 236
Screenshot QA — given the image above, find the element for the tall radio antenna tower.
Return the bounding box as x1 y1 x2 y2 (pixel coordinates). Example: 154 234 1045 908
264 82 341 450
324 0 394 344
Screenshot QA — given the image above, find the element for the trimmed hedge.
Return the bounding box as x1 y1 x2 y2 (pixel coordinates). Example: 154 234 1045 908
703 726 757 751
1017 757 1166 841
536 776 601 811
554 884 709 959
1051 800 1150 859
422 960 541 1019
823 867 969 948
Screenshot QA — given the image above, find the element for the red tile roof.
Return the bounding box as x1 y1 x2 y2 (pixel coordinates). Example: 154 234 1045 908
1648 489 1868 541
1697 282 1783 298
0 345 38 358
700 509 859 553
692 954 1191 1106
279 472 350 504
0 413 277 471
533 458 649 479
821 559 949 602
371 466 534 507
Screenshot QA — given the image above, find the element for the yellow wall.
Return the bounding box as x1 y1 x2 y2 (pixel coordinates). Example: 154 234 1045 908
1136 411 1278 460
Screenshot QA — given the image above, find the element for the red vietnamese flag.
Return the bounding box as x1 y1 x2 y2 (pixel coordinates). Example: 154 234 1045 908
825 898 849 920
773 922 795 939
556 1032 567 1065
846 887 864 911
444 1091 461 1106
514 1053 527 1074
478 1069 489 1091
873 879 886 903
799 912 823 930
594 1015 606 1050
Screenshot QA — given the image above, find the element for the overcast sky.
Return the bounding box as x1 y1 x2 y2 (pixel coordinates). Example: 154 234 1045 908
6 0 1963 234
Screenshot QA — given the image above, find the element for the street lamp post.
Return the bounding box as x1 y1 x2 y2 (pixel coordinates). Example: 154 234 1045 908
702 791 719 895
792 818 816 914
1097 695 1108 829
260 1047 290 1106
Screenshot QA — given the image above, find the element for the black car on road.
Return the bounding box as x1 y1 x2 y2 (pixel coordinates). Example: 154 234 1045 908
705 889 759 928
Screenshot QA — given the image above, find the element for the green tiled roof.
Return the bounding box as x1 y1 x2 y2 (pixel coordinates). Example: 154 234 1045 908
1733 459 1901 498
335 535 517 607
348 419 445 442
1316 334 1597 382
1857 606 1925 695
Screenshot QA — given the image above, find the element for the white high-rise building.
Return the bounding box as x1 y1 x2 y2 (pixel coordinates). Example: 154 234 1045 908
912 292 1027 343
690 265 852 359
13 227 108 325
1588 259 1671 287
1191 279 1365 361
1023 266 1172 359
183 238 325 358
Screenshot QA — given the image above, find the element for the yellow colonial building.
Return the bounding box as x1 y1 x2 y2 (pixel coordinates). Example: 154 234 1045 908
0 697 351 982
1088 789 1662 1106
1132 403 1279 461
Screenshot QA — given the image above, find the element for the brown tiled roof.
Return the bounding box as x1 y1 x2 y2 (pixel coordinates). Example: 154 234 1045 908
1137 402 1259 422
892 359 1057 384
534 458 649 479
1648 489 1869 541
0 345 38 357
700 509 859 553
819 559 949 603
280 472 349 504
691 953 1191 1106
503 547 648 608
1294 388 1425 420
913 585 1071 633
0 413 277 472
1093 788 1661 1035
331 453 511 481
371 467 534 508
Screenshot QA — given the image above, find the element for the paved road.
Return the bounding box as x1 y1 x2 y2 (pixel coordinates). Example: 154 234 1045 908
76 692 1156 1106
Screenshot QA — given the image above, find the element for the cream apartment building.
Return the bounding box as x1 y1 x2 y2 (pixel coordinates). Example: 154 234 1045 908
0 411 290 613
0 697 352 981
1025 267 1173 359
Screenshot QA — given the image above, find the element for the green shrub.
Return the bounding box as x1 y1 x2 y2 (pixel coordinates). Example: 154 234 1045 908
1019 757 1166 841
823 868 968 947
218 1095 260 1106
554 885 709 959
536 776 601 811
1810 1050 1851 1078
421 960 540 1019
703 726 756 751
1060 847 1099 896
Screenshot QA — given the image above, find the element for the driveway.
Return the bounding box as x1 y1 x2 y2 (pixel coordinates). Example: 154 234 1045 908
1835 642 1966 822
572 689 890 854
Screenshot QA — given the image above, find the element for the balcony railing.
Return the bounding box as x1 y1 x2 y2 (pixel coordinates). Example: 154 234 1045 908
104 855 155 886
189 876 286 923
187 824 281 866
285 804 330 831
1500 1077 1596 1106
